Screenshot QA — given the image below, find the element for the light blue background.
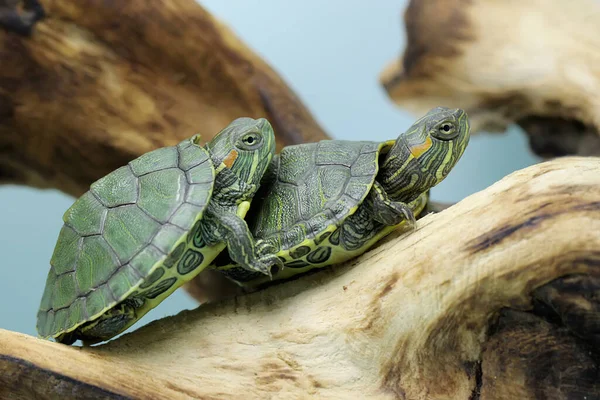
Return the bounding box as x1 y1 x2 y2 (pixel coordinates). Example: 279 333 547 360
0 0 539 338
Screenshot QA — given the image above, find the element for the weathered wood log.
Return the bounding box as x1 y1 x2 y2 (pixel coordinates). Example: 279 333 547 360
0 0 328 195
1 157 598 399
380 0 600 158
0 0 330 303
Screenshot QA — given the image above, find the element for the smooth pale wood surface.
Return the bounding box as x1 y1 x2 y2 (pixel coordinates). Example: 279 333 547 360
1 157 598 400
380 0 600 157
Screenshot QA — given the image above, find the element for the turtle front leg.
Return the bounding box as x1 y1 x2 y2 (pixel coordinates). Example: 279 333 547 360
0 0 45 36
202 207 282 278
368 181 417 228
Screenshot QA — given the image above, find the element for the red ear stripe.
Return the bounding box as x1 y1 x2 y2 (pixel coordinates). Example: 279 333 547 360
223 149 239 168
408 136 432 158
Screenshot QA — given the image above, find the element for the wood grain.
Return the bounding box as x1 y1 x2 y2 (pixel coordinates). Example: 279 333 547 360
1 157 598 399
380 0 600 157
0 0 328 196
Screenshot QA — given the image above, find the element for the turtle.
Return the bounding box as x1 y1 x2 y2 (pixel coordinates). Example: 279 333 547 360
36 117 280 345
213 107 470 287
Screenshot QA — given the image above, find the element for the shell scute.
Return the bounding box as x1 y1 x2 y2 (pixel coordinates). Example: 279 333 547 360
137 168 186 223
107 269 135 301
38 271 56 312
315 140 362 167
64 192 106 236
103 205 161 263
128 245 165 277
53 309 70 335
170 204 205 230
277 145 312 184
50 226 81 275
53 273 77 310
75 236 120 290
68 298 86 329
178 142 210 171
345 179 371 201
186 162 215 184
85 289 107 320
129 146 178 176
91 166 138 207
319 166 351 201
351 152 379 176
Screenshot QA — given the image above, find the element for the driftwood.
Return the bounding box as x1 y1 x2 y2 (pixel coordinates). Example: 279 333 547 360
0 0 328 194
2 2 599 398
380 0 600 158
0 0 329 303
1 157 598 399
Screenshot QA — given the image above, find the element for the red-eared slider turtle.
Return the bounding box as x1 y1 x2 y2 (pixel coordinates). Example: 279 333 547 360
37 118 279 344
214 107 470 287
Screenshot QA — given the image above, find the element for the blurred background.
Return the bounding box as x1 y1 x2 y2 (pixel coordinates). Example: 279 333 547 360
0 0 539 337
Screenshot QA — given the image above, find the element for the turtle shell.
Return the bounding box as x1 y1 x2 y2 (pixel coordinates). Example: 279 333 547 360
36 136 215 339
249 139 386 253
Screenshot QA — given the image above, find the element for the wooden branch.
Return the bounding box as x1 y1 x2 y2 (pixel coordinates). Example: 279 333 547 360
0 0 328 196
1 157 598 399
0 0 329 303
380 0 600 157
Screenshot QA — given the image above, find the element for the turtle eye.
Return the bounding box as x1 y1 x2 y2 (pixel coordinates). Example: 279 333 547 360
237 132 263 150
432 121 458 140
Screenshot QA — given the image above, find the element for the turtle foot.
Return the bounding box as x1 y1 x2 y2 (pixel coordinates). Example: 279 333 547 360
373 198 417 228
256 240 284 280
254 253 284 280
369 181 417 228
399 204 417 229
250 241 284 279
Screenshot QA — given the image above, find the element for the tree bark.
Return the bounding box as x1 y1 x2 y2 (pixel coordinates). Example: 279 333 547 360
0 0 330 303
1 157 598 400
380 0 600 158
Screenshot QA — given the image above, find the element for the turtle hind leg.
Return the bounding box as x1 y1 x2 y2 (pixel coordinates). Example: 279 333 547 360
76 300 141 345
55 331 78 346
0 0 45 36
368 181 416 227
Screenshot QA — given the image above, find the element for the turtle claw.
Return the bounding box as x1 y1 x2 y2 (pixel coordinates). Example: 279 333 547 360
402 207 417 230
243 240 283 279
372 196 416 229
369 181 417 228
255 240 283 280
256 253 283 280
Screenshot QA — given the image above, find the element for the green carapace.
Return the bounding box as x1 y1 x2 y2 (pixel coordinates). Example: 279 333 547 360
215 107 470 287
37 118 279 344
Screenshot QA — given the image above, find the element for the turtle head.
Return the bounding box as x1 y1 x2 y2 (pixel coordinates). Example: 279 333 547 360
380 107 470 201
206 117 276 191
